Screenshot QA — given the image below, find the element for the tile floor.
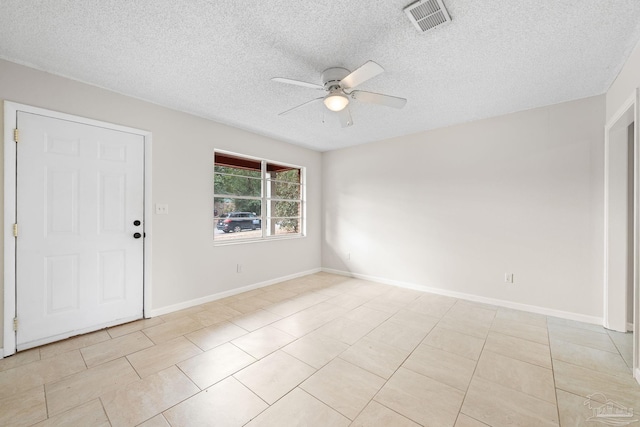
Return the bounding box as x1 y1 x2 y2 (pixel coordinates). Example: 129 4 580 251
0 272 637 426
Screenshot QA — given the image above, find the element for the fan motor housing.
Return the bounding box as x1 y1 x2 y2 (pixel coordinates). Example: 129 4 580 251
322 67 350 90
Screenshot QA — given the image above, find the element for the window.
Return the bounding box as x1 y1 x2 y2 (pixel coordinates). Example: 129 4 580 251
214 151 304 242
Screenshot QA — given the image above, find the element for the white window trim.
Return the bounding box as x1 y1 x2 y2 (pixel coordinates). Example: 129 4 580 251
214 150 306 245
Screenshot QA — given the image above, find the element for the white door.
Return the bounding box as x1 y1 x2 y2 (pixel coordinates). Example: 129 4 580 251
16 111 145 350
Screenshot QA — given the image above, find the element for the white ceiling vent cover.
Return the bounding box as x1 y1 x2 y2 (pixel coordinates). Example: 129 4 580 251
404 0 451 33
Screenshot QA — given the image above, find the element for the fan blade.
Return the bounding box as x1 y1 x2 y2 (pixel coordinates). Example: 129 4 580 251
340 61 384 89
271 77 324 90
351 90 407 109
337 107 353 128
278 97 324 116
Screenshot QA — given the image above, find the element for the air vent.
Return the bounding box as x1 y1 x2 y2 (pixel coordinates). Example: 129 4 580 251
404 0 451 33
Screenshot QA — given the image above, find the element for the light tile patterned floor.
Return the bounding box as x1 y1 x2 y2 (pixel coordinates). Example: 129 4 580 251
0 272 637 426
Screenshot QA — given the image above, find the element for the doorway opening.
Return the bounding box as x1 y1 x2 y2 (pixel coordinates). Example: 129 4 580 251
604 88 639 381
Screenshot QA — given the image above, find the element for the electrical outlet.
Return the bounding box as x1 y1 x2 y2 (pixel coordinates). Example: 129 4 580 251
504 273 514 283
155 203 169 215
237 264 242 273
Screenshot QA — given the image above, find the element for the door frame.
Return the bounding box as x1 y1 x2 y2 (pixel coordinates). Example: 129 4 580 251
2 101 153 357
603 88 639 381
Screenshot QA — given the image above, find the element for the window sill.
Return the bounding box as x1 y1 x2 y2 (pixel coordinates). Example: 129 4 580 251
213 234 306 246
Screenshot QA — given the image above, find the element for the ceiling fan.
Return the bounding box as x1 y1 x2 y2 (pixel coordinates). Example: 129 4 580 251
272 61 407 127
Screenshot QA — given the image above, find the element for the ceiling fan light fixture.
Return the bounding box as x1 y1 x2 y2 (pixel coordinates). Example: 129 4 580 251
324 93 349 112
273 60 407 125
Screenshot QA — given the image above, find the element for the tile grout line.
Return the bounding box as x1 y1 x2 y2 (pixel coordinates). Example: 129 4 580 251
605 329 635 370
43 384 50 421
548 339 633 377
251 286 405 423
451 310 494 427
341 294 461 425
548 321 563 427
237 284 388 424
487 327 548 346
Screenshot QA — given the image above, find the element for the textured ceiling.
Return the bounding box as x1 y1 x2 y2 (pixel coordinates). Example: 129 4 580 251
1 1 640 151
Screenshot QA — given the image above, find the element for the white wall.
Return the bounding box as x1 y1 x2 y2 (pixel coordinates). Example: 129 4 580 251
0 59 322 345
323 96 605 319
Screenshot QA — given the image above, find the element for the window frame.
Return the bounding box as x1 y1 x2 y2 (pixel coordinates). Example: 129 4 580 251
214 149 306 245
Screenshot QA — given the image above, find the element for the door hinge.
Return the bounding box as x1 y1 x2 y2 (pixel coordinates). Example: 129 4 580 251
13 128 19 143
13 223 18 237
13 317 18 331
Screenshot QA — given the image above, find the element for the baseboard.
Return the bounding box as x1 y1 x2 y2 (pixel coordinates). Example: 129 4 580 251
149 265 607 326
628 322 634 332
322 268 603 326
147 268 322 317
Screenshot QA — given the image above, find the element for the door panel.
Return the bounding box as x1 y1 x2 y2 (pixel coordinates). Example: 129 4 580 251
100 173 127 232
46 254 79 313
99 250 126 302
47 169 78 234
16 111 144 349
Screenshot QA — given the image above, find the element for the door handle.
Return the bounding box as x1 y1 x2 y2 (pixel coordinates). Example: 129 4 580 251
133 220 141 226
133 232 142 239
